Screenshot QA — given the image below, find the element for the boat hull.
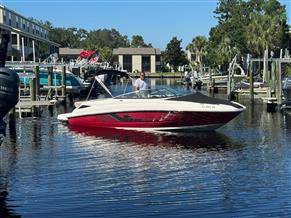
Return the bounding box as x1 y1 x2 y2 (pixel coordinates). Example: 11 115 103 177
68 110 241 131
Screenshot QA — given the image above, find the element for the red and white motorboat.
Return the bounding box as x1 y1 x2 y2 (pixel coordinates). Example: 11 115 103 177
58 79 245 131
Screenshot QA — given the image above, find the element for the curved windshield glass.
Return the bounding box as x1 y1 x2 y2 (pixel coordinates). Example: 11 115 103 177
114 87 182 99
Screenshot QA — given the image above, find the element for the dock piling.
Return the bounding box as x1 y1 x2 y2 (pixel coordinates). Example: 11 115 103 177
277 60 282 105
61 66 66 103
249 60 254 103
30 76 36 115
47 66 53 100
34 66 40 100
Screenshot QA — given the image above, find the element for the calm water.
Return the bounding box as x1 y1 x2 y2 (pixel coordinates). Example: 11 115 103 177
1 80 291 217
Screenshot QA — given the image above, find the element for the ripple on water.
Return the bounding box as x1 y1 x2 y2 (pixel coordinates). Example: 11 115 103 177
1 91 291 217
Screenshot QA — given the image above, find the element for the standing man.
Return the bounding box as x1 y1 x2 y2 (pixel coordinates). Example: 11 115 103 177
134 71 150 91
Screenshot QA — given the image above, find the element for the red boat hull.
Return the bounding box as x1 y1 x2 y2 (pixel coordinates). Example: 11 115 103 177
68 111 241 130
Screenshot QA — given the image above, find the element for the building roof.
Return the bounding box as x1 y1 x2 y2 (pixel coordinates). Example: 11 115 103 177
59 48 83 55
0 23 60 47
113 47 161 55
0 5 50 32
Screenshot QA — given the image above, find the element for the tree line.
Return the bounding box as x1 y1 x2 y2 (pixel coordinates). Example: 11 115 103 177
34 0 290 72
187 0 290 72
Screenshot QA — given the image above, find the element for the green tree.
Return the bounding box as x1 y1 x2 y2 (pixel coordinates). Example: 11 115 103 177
99 46 113 62
187 36 208 69
164 37 188 71
208 0 249 67
48 27 80 48
245 0 287 57
217 37 239 64
207 0 288 69
131 35 146 47
130 35 152 48
81 28 129 50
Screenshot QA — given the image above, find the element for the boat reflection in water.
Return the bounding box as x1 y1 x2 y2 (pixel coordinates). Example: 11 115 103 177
69 125 237 150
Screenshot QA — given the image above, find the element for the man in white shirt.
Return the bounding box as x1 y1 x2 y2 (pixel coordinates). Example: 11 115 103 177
134 72 149 91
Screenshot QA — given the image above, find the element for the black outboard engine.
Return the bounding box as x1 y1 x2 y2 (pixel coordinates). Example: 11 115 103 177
0 32 19 136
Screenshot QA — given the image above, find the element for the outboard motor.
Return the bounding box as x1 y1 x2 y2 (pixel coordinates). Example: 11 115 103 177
0 32 19 136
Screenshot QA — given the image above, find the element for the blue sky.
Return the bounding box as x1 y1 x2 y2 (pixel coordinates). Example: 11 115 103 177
1 0 290 50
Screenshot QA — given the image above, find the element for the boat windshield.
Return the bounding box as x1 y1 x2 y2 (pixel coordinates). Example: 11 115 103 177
114 87 182 99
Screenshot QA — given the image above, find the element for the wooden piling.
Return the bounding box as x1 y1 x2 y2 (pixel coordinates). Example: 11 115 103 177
270 61 276 98
61 66 66 102
8 108 16 121
30 77 36 115
47 66 53 100
227 69 231 100
249 60 254 103
277 60 282 105
34 66 40 100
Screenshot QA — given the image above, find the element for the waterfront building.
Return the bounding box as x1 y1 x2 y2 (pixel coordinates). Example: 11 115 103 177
186 49 196 63
113 47 161 73
0 4 59 61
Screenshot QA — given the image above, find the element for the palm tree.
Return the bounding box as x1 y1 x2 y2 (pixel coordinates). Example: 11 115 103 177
246 12 285 82
246 14 283 57
187 36 208 71
216 37 239 69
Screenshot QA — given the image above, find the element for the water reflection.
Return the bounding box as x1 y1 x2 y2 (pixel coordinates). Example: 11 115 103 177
0 189 21 218
0 120 6 146
0 121 21 217
283 111 291 129
69 126 238 150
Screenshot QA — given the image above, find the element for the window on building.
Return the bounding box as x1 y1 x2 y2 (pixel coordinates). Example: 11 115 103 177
16 16 19 28
8 12 11 26
142 56 151 72
24 37 28 46
11 34 17 45
156 55 161 71
27 21 29 32
3 10 6 23
123 55 132 72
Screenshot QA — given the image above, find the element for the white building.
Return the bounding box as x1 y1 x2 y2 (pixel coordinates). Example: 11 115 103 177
0 5 59 61
113 47 161 73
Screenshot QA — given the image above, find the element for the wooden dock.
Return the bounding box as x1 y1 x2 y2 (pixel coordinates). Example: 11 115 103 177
11 65 68 118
